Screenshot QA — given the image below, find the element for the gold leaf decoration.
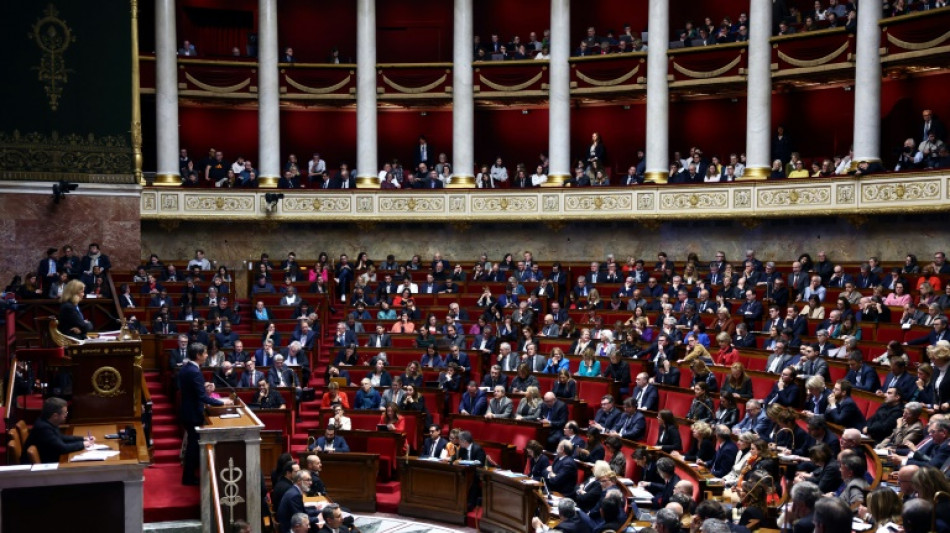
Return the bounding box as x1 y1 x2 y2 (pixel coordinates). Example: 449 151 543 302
29 4 75 111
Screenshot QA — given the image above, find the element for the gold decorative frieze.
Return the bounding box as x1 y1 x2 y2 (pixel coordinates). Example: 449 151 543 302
379 196 445 213
472 196 538 212
659 191 728 210
758 186 831 206
282 196 351 213
565 194 633 212
0 130 132 178
861 180 940 203
184 194 254 212
139 173 950 221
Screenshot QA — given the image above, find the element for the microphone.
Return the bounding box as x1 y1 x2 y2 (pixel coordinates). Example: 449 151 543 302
691 398 714 421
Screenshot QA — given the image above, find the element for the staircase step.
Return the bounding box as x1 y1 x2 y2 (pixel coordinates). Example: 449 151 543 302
376 481 400 494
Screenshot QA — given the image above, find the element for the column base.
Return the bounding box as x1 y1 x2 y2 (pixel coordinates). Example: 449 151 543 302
742 167 770 181
355 175 380 189
447 175 475 188
540 174 570 188
258 175 280 188
153 173 181 187
643 171 668 184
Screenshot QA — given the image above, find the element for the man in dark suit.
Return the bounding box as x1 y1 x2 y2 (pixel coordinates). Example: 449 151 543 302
906 317 950 346
452 430 486 464
332 322 357 348
647 457 680 507
631 372 659 411
481 365 509 391
37 247 60 290
471 325 497 358
589 395 621 433
255 339 278 367
705 425 739 478
820 379 866 430
22 397 90 463
277 471 320 533
266 355 300 390
541 392 568 449
782 306 809 338
845 351 882 392
458 381 487 416
179 343 229 484
787 481 821 533
414 135 432 168
536 498 595 533
879 358 918 402
611 398 646 440
291 321 317 351
239 359 265 388
307 425 350 453
738 290 763 326
546 440 579 494
168 334 189 370
906 417 950 468
366 324 391 348
420 425 448 459
735 399 773 436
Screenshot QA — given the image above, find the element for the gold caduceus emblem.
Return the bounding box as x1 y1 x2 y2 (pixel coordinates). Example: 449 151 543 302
219 457 245 525
91 366 123 397
29 4 76 111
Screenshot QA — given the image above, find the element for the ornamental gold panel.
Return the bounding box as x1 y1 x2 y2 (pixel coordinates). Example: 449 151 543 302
564 194 632 211
183 194 254 212
378 196 445 213
757 186 831 206
282 196 351 213
636 193 655 211
472 196 538 212
142 191 156 211
836 184 856 204
659 191 728 210
861 180 940 203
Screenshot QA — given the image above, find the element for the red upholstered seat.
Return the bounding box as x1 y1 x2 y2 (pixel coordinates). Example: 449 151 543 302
875 323 905 344
662 390 693 418
675 466 700 499
749 375 776 400
644 417 659 445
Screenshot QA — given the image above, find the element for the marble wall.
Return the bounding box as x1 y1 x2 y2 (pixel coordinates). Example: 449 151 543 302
0 186 141 288
141 215 948 281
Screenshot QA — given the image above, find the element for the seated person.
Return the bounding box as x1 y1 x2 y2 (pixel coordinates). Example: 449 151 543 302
308 425 350 453
23 397 94 463
251 379 286 409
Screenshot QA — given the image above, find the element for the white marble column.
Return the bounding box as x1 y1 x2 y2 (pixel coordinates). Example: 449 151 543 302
257 0 280 188
852 0 883 166
449 0 475 188
743 0 773 180
545 0 571 187
154 0 180 186
355 0 379 188
644 0 670 183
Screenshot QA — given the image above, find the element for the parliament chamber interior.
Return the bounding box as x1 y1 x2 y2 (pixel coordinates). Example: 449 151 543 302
2 1 950 533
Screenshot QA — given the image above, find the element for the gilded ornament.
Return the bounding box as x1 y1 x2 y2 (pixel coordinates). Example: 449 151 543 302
29 4 75 111
91 366 123 397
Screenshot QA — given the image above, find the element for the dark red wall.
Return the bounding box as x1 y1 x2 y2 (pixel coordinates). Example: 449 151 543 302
278 0 356 63
179 106 259 163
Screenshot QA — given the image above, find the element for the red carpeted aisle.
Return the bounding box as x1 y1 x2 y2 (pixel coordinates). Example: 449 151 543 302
143 370 202 522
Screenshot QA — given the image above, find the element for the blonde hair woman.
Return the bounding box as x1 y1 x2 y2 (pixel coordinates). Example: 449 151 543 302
58 279 92 339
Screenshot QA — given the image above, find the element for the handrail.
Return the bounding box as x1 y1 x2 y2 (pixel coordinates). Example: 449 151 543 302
206 443 226 533
5 355 18 416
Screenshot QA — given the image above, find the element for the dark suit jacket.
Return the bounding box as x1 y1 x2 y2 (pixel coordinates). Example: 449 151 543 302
824 396 866 429
650 474 681 507
22 417 85 464
710 440 739 478
239 370 265 388
453 443 487 466
420 436 447 458
548 455 579 494
57 303 90 339
880 372 917 403
266 367 298 389
657 424 682 453
179 361 224 428
459 391 488 416
276 484 309 533
846 365 882 392
541 399 568 431
631 385 659 411
764 383 799 407
80 254 111 273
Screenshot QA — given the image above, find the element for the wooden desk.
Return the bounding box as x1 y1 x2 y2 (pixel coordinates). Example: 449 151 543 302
303 452 378 512
0 461 145 533
62 422 150 464
479 468 549 533
397 457 475 525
